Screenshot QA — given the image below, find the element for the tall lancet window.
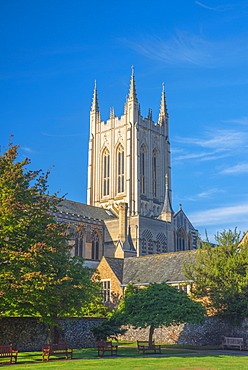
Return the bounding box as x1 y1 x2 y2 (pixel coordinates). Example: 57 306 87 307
140 145 145 194
103 148 110 197
117 146 124 193
152 149 157 197
92 231 99 260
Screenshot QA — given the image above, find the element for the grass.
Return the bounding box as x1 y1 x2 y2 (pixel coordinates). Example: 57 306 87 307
0 343 247 369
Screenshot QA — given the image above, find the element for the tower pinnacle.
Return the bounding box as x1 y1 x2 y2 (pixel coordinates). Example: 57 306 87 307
91 80 99 113
128 66 138 102
158 82 168 126
159 174 174 222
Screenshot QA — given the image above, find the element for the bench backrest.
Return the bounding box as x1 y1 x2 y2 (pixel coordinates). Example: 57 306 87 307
224 337 243 345
96 341 113 347
0 345 13 356
42 343 68 351
137 340 154 346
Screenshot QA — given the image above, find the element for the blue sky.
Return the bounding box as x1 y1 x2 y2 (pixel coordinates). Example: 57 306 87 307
1 0 248 242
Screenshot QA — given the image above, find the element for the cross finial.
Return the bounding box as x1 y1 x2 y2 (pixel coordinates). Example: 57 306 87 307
131 65 135 76
162 82 165 92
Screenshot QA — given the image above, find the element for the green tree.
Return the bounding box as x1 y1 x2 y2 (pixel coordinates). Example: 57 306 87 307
184 229 248 324
0 139 100 328
93 283 205 344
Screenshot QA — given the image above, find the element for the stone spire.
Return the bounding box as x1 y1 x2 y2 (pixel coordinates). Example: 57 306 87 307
159 174 174 222
128 66 138 102
91 80 100 113
158 82 168 126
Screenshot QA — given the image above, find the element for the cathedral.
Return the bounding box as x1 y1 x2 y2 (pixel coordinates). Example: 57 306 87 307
56 69 198 267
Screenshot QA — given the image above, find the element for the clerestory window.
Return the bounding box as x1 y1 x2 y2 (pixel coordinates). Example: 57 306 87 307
117 146 124 193
103 148 110 197
140 145 145 194
92 231 100 260
152 149 157 197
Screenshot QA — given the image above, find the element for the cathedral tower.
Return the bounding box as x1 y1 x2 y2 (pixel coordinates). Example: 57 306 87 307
87 68 172 219
87 68 198 255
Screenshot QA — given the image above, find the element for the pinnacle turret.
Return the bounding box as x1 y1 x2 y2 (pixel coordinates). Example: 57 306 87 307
159 174 174 222
91 80 99 113
128 66 138 102
158 82 168 126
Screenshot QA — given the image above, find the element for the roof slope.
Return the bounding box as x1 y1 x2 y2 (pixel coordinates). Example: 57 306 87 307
57 199 117 220
104 257 124 283
122 251 197 285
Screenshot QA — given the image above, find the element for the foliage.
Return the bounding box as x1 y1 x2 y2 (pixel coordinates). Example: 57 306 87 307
0 139 100 326
118 283 205 344
81 300 111 318
184 229 248 323
92 283 205 343
91 316 127 341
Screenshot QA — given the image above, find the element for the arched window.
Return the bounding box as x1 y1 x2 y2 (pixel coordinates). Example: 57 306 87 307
92 231 100 260
140 145 145 194
117 146 124 193
177 228 186 251
148 239 153 254
152 149 157 197
103 148 110 197
156 241 161 254
161 241 167 253
74 230 84 258
141 238 147 255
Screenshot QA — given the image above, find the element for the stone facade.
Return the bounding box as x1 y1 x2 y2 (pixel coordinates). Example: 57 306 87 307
0 317 103 352
2 316 248 351
119 317 248 347
86 69 198 257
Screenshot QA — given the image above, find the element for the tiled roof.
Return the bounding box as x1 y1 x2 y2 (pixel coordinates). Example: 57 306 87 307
122 251 197 285
104 257 124 283
57 198 117 220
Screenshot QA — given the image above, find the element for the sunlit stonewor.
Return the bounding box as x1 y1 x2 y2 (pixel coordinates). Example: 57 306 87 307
55 69 198 269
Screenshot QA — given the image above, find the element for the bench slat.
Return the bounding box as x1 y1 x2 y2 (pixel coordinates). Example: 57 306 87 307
0 345 18 363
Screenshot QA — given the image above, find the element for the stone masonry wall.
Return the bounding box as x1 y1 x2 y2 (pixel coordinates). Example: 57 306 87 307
0 317 104 352
2 316 248 352
119 317 248 347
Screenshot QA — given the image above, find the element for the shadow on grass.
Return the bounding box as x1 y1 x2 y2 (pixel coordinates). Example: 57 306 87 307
8 346 197 365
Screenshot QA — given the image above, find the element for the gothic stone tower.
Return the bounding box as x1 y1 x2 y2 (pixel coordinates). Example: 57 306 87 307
87 69 197 256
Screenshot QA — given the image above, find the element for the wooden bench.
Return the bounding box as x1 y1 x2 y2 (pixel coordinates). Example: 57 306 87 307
137 340 161 354
42 343 73 361
96 341 118 356
0 344 18 364
222 337 244 351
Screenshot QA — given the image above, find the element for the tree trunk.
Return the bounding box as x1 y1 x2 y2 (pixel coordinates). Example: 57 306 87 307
148 325 155 347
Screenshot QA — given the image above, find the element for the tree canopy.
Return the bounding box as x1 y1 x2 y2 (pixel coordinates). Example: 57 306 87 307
0 139 100 325
184 229 248 324
93 283 205 343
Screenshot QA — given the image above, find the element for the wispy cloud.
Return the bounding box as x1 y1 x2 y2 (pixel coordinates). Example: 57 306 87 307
195 1 233 11
224 117 248 126
22 146 34 153
182 188 225 201
176 129 247 150
174 150 231 162
125 30 248 67
189 202 248 226
173 129 248 163
221 163 248 174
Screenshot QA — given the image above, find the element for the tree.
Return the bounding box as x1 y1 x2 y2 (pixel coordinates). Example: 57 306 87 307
93 283 205 344
184 229 248 324
0 139 100 329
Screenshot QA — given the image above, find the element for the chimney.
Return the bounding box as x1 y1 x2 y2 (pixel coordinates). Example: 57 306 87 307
118 202 128 242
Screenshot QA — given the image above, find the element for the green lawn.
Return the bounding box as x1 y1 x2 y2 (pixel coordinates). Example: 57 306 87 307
0 344 247 369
